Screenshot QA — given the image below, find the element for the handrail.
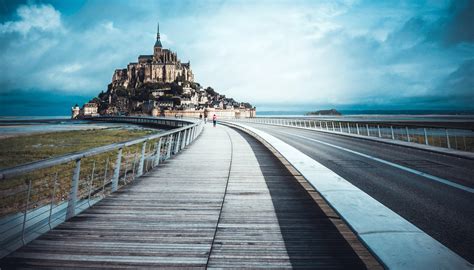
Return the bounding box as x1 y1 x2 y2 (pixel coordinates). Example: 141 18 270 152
0 116 204 259
232 117 474 153
0 117 198 180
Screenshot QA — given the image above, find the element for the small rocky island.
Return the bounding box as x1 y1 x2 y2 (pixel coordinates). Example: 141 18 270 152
306 109 342 116
73 23 255 119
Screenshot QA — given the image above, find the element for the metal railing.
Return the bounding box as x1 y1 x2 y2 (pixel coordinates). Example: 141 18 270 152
232 118 474 152
0 116 203 258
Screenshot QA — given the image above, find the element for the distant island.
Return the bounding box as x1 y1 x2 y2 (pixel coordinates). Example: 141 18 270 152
306 109 342 116
72 23 255 119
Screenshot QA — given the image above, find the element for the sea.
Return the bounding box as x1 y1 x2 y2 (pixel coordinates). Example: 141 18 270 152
0 116 151 138
1 110 473 138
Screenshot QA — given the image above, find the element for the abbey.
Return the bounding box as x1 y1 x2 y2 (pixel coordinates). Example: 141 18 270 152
111 24 194 89
73 23 255 119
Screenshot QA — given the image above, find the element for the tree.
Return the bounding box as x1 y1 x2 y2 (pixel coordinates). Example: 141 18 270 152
205 87 217 96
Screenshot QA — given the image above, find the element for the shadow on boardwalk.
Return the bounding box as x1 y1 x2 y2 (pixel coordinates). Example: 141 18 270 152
236 129 369 269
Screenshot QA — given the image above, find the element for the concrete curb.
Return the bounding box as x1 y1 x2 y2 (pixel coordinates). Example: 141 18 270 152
225 121 473 270
236 122 474 160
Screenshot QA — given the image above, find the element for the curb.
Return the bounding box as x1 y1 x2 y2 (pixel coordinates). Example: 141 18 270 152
222 122 384 269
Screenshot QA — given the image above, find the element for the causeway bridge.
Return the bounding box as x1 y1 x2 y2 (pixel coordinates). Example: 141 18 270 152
0 116 472 269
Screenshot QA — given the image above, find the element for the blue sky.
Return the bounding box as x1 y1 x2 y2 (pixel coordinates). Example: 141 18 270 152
0 0 473 115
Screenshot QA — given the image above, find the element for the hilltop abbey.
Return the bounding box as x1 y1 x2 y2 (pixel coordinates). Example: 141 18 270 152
111 24 194 89
73 23 255 119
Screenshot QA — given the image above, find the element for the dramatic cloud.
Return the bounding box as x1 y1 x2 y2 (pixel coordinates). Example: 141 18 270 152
0 0 473 115
0 4 62 34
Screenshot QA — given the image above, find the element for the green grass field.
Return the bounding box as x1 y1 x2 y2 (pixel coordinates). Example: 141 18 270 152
0 128 155 169
0 127 158 217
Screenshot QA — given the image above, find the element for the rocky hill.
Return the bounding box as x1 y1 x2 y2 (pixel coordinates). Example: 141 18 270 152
74 23 255 119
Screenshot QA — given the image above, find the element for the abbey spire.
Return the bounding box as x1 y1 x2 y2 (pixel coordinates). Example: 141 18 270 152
154 22 162 48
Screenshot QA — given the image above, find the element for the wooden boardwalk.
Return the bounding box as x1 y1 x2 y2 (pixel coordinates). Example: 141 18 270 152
1 125 380 269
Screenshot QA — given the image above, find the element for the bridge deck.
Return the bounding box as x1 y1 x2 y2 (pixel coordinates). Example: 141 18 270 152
1 125 379 269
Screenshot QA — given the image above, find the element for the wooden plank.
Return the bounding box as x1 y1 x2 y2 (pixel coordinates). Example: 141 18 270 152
207 127 377 269
1 125 380 269
1 127 231 269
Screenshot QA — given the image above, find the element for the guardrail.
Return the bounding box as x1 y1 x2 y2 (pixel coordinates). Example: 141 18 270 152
233 118 474 152
0 116 203 258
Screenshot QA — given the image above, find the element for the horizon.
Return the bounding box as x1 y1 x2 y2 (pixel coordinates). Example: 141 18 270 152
1 0 473 116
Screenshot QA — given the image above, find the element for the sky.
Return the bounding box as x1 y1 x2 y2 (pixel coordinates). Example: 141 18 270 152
0 0 473 115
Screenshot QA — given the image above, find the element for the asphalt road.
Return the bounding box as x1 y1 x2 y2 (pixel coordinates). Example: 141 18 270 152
244 123 474 263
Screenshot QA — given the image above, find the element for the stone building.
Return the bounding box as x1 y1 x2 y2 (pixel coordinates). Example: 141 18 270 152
111 24 194 89
71 104 80 119
82 103 99 116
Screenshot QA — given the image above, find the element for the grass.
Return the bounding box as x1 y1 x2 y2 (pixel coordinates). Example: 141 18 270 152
0 128 155 169
0 127 160 217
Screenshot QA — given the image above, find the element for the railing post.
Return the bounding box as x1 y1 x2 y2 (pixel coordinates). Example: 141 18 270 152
189 127 194 142
356 123 360 135
66 158 81 220
112 148 122 192
88 160 95 206
48 172 58 229
406 127 410 142
377 125 382 138
102 157 109 194
130 154 136 179
331 122 335 131
181 130 186 149
446 129 451 149
391 126 395 140
137 141 147 177
154 138 162 166
166 135 173 159
424 128 429 145
191 127 196 142
182 129 188 149
174 131 182 153
366 124 370 136
181 129 190 148
347 123 351 134
319 121 322 129
21 179 32 245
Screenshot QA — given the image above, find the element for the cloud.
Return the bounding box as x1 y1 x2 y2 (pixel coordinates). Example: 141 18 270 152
431 0 474 46
0 0 473 113
0 4 63 34
436 59 474 98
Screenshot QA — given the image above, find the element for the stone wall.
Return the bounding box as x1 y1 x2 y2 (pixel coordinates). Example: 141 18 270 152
162 108 256 119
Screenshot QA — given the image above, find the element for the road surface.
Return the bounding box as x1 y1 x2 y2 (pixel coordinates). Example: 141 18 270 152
243 123 474 263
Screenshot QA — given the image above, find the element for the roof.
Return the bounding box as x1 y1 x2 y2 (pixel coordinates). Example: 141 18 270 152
154 39 162 48
138 55 153 59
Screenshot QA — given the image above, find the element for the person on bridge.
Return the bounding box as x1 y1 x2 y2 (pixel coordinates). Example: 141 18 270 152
212 114 217 127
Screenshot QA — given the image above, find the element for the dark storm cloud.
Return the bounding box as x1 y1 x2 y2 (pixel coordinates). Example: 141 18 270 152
436 59 474 97
433 0 474 46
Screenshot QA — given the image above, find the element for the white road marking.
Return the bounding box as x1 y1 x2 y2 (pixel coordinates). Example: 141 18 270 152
274 130 474 194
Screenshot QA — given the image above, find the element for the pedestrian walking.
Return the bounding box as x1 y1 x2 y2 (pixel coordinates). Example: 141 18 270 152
212 114 217 127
